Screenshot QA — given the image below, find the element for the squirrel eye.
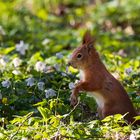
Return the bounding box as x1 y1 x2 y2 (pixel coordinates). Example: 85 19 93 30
77 53 82 59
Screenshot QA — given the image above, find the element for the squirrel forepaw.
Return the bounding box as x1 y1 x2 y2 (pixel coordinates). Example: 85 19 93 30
70 93 78 106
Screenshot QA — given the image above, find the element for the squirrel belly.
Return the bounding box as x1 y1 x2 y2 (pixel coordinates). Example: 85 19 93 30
88 91 105 110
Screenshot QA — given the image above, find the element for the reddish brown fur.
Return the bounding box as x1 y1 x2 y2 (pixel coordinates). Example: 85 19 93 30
68 31 140 125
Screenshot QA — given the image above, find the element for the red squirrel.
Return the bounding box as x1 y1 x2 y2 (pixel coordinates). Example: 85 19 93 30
68 31 140 125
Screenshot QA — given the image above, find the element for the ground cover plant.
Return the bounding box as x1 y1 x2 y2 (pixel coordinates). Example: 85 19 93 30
0 0 140 139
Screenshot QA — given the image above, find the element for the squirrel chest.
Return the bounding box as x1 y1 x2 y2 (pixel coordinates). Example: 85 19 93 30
80 70 105 109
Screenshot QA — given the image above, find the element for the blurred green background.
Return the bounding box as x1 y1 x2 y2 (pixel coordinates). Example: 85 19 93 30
1 0 140 56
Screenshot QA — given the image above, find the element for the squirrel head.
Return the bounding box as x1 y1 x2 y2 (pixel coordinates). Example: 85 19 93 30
68 31 98 70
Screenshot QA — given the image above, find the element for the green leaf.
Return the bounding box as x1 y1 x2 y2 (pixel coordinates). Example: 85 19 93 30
134 115 140 121
0 47 14 54
33 99 47 107
37 106 50 119
50 115 60 127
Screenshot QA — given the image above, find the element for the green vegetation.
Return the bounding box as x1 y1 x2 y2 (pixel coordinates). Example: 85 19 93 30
0 0 140 139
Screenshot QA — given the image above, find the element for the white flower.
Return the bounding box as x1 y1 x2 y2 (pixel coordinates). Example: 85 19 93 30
1 80 11 88
37 82 45 91
46 66 52 71
12 70 21 75
0 56 8 67
45 89 56 99
130 133 136 140
53 64 60 71
61 72 67 77
66 66 69 73
136 96 140 100
21 137 28 140
42 38 50 45
0 58 6 66
2 56 9 62
56 52 63 59
12 58 22 67
26 77 35 87
16 41 29 55
125 67 133 75
68 82 75 89
118 49 127 57
35 61 47 72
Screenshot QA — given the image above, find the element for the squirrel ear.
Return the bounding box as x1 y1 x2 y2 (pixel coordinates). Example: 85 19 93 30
82 30 93 44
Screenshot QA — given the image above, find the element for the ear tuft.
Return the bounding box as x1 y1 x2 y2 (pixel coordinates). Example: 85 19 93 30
82 30 93 44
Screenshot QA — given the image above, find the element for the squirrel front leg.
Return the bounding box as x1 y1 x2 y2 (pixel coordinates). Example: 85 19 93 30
70 82 90 106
